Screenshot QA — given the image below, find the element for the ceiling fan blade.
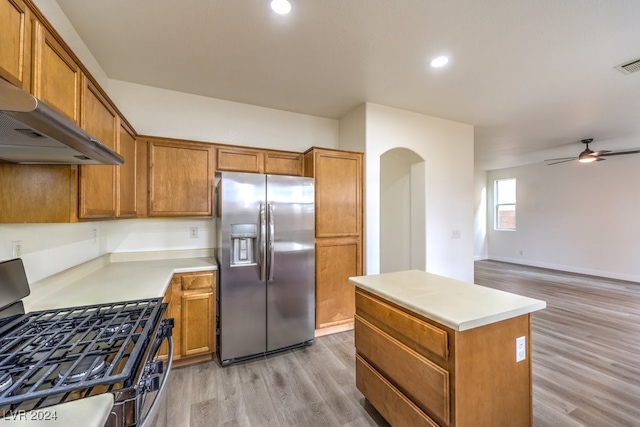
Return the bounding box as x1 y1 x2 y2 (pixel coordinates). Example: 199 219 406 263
592 150 611 156
598 148 640 157
546 158 577 165
544 156 577 162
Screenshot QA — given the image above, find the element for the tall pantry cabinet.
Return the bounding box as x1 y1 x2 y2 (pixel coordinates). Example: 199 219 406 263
304 148 364 329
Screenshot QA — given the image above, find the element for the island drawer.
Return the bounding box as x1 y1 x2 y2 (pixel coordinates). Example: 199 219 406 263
355 315 450 424
181 271 215 290
356 355 439 427
355 289 449 361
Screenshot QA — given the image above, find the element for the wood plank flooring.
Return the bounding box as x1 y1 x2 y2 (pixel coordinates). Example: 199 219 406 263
474 260 640 427
154 261 640 426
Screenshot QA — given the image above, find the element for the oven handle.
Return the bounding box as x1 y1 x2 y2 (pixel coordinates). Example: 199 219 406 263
139 334 174 427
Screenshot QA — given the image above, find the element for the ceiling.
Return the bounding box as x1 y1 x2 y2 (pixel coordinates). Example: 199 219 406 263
55 0 640 170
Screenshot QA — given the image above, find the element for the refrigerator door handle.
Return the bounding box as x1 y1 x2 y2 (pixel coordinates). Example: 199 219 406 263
259 202 267 281
267 203 275 281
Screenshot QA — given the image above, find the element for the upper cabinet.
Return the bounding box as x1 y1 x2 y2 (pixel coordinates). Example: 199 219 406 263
0 0 32 89
78 77 118 219
0 0 139 223
217 146 263 173
217 145 303 176
264 151 303 176
144 137 215 217
32 20 82 124
305 148 363 238
117 121 137 218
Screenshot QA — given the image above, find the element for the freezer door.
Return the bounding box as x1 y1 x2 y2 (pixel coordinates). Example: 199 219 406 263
218 172 267 362
266 175 315 351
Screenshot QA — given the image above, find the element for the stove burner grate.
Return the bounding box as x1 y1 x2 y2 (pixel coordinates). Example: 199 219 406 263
0 298 164 412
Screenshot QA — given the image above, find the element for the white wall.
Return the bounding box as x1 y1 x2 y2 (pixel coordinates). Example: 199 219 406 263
486 157 640 282
107 80 338 152
380 148 426 273
474 168 488 260
365 103 475 282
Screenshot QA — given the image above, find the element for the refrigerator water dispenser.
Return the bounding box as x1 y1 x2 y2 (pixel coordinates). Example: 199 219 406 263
230 223 258 266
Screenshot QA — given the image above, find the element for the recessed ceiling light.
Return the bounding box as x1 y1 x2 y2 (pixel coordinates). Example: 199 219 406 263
430 56 449 68
271 0 292 15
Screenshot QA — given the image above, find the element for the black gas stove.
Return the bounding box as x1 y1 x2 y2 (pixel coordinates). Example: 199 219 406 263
0 259 173 427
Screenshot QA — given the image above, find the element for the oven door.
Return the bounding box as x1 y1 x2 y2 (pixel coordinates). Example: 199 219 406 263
105 317 174 427
138 319 174 427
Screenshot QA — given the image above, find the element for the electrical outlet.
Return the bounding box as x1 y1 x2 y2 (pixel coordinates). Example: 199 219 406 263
12 240 22 258
519 249 524 256
189 227 198 239
451 229 461 239
516 336 526 362
92 228 98 244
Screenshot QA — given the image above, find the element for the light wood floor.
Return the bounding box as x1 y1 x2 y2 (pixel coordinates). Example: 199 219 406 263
475 260 640 427
155 261 640 426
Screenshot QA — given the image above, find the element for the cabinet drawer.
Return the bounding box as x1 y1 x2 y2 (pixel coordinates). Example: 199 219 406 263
355 316 450 424
356 355 438 427
181 271 215 290
356 289 448 361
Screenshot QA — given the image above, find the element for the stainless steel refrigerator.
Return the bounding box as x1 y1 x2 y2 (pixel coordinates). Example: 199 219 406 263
215 171 315 365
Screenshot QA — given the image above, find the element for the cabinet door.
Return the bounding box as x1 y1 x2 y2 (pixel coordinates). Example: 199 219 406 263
264 151 303 176
315 237 361 328
216 146 263 173
148 139 213 216
0 0 31 89
313 150 363 238
0 164 77 223
117 120 137 218
78 78 117 219
181 291 215 357
32 22 81 123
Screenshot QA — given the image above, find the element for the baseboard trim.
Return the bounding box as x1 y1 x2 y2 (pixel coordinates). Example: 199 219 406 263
486 256 640 283
315 322 354 338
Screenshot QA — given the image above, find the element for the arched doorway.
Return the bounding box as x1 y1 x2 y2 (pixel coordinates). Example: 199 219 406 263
380 148 426 273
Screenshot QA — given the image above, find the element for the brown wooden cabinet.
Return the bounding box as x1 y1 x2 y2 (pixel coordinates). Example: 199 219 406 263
32 20 81 124
304 148 364 329
0 0 32 89
78 77 117 219
355 288 534 427
143 137 215 217
264 150 303 176
216 146 263 173
163 270 216 367
216 145 304 176
116 120 137 217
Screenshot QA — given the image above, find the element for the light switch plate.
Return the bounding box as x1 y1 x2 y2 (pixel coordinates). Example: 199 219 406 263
516 336 526 362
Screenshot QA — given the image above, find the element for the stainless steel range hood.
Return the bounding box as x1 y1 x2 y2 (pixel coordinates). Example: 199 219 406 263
0 78 124 165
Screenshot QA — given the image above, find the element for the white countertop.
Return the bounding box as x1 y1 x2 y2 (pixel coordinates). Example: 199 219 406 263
1 393 113 427
23 250 217 312
349 269 546 331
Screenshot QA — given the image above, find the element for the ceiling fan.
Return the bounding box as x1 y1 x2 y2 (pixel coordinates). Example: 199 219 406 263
545 139 640 165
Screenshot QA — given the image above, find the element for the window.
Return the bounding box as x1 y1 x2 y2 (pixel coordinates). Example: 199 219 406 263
495 178 516 230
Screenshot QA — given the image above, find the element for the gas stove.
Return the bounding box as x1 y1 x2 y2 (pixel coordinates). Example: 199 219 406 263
0 259 173 427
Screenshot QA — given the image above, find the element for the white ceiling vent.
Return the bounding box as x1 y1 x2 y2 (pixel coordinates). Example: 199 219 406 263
614 57 640 75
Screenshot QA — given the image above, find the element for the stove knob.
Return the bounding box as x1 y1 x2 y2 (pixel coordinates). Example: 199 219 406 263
140 376 160 393
144 360 164 375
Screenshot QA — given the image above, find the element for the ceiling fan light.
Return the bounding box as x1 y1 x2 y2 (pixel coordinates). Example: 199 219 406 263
577 147 596 163
578 156 597 163
270 0 292 14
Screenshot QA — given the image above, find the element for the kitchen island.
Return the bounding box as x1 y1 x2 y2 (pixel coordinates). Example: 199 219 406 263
349 270 546 427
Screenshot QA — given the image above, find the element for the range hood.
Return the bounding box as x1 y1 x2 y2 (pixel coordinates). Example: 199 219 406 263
0 78 123 165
